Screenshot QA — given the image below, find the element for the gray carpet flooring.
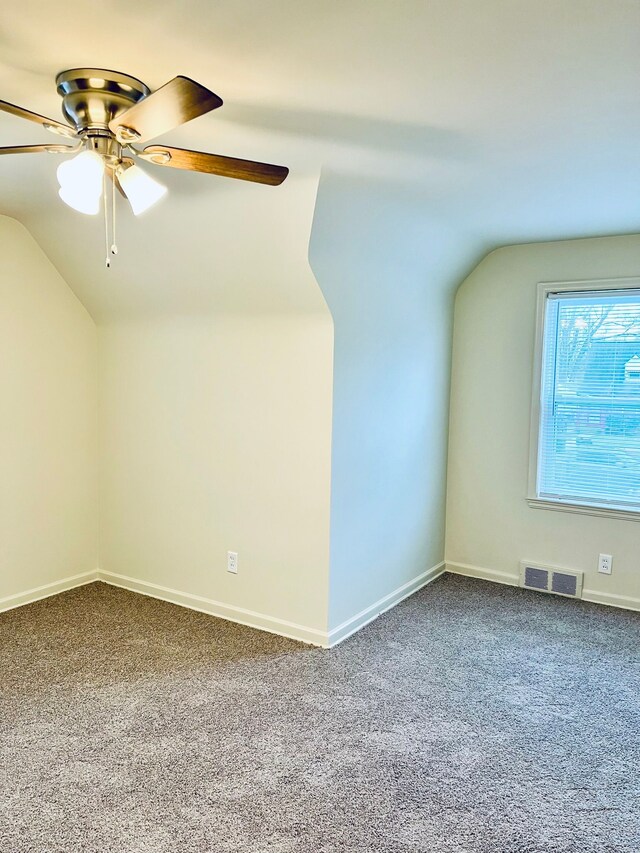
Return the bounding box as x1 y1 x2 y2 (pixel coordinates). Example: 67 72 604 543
1 575 638 852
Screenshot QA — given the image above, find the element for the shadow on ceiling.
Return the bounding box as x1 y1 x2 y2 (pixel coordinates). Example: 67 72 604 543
220 103 475 160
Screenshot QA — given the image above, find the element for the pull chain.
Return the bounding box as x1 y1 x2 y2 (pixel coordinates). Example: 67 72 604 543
103 173 110 269
111 170 118 257
103 170 119 268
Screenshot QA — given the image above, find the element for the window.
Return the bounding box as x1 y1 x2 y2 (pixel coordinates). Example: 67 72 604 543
529 279 640 519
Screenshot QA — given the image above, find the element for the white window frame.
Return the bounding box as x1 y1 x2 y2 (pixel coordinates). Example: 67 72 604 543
527 276 640 522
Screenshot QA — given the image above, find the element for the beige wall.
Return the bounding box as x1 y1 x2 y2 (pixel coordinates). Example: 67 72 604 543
95 173 336 641
0 216 97 603
98 314 334 634
446 234 640 608
5 206 638 640
0 203 335 638
310 174 484 635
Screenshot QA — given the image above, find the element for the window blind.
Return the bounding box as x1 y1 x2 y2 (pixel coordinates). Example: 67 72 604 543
538 288 640 510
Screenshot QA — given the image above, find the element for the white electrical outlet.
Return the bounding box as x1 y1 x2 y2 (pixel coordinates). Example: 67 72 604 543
598 553 612 575
227 551 238 574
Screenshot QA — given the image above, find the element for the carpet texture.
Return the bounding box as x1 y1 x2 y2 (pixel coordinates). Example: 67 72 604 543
1 575 638 852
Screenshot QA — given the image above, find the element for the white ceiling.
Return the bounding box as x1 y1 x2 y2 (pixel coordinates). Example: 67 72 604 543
1 0 639 320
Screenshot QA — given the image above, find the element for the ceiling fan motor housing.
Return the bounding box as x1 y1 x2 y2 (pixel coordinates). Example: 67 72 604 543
56 68 150 134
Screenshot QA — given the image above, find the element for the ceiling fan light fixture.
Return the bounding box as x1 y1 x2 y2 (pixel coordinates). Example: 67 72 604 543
56 149 104 194
56 149 104 214
58 184 101 215
0 68 288 262
117 163 167 215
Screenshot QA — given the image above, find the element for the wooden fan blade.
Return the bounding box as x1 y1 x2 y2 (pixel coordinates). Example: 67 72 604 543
142 145 289 186
0 143 78 155
109 76 223 144
0 99 77 138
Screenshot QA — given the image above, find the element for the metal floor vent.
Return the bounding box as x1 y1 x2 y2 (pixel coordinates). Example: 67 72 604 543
519 561 583 599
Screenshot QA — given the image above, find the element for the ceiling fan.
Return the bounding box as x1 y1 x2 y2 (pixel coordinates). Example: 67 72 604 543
0 68 289 264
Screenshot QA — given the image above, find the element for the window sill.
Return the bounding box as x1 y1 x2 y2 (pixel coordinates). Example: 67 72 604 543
527 497 640 522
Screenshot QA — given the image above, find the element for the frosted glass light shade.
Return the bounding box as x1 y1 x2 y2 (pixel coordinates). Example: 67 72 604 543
57 150 104 192
118 164 167 215
57 150 104 215
58 185 100 215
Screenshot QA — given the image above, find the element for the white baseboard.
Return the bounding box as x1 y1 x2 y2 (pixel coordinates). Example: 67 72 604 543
446 561 640 613
97 570 329 647
581 588 640 613
445 561 519 586
0 570 99 614
0 563 447 647
327 561 446 648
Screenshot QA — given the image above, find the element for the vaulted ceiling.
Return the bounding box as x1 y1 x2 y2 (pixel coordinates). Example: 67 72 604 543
1 0 638 320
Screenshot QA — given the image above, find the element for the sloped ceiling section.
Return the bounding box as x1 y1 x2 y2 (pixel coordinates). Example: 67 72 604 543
0 0 639 323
